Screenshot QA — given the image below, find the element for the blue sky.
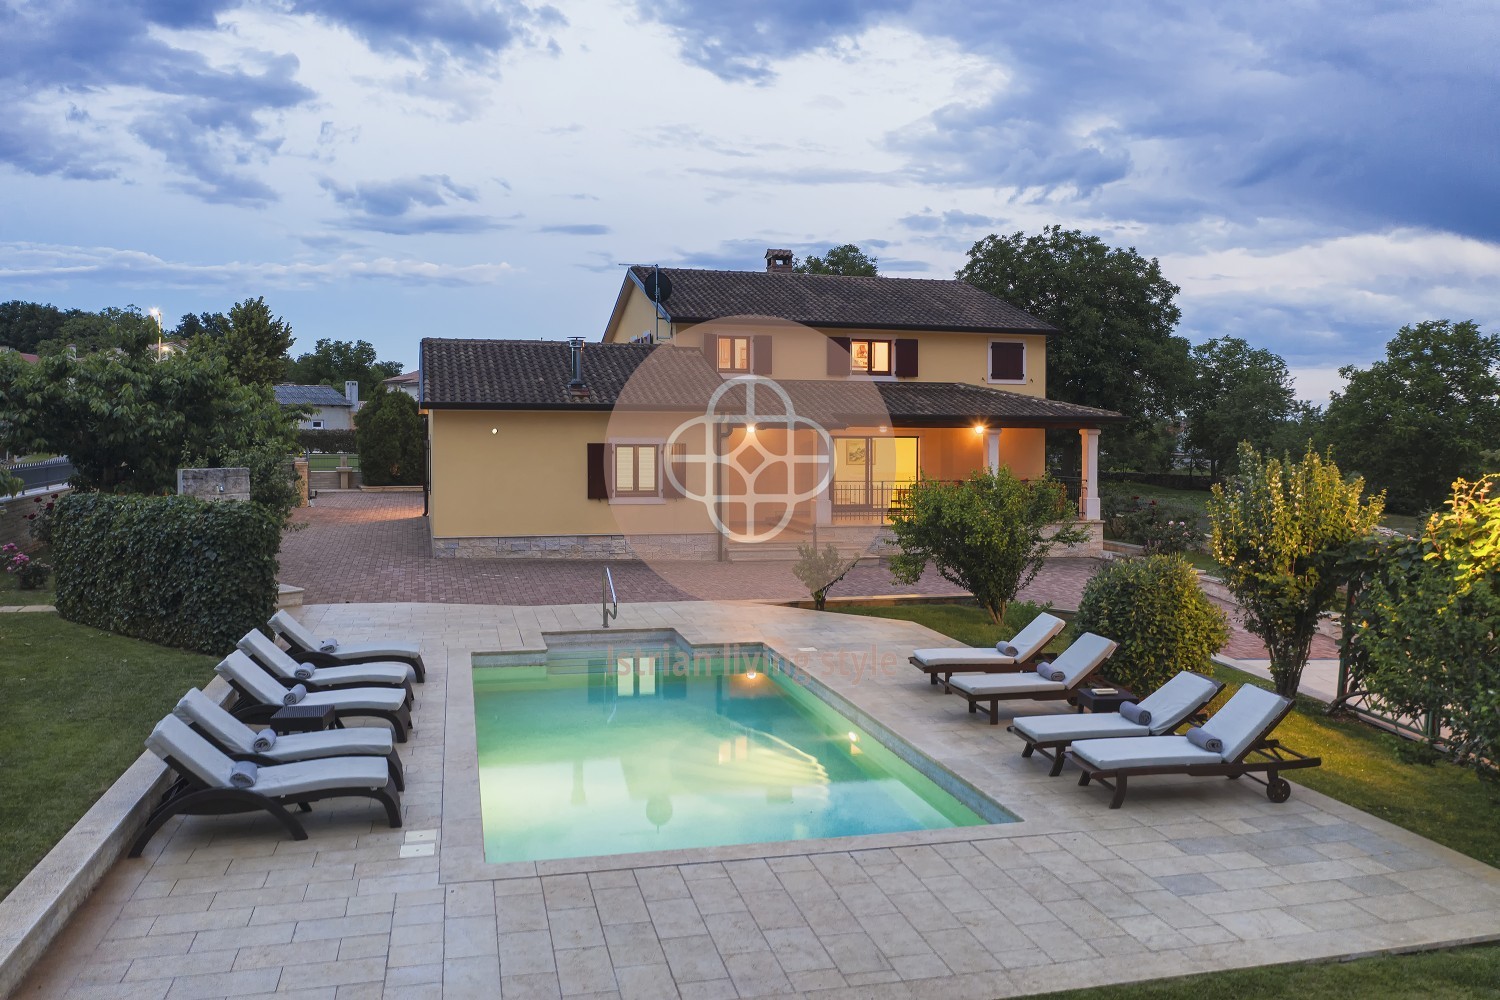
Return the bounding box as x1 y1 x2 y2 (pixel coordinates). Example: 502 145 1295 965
2 0 1495 400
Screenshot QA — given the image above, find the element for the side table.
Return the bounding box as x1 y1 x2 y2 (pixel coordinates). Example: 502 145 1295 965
270 703 337 734
1074 683 1135 715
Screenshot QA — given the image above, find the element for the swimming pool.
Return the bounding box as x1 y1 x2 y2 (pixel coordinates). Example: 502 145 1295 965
472 638 1010 864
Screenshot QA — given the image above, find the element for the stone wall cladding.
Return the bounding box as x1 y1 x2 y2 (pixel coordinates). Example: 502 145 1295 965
433 532 720 560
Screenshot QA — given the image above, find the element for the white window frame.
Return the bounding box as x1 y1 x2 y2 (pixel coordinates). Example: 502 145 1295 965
608 440 666 504
310 419 324 429
986 339 1028 385
716 335 752 373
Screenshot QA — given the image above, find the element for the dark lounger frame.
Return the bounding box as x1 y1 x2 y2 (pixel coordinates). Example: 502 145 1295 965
941 662 1102 725
908 652 1050 688
224 681 413 743
1068 696 1323 808
129 753 402 857
182 721 406 791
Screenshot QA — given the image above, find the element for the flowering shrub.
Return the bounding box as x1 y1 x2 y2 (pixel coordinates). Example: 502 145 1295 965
2 542 51 589
25 492 61 544
1142 518 1201 555
1102 488 1204 551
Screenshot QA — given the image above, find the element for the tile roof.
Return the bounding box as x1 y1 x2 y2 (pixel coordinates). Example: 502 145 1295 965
273 384 352 407
421 338 1121 426
627 265 1055 333
383 371 419 385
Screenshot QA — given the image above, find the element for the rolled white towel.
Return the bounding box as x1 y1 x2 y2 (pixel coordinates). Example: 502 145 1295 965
995 641 1019 657
282 683 307 706
1119 701 1152 726
1186 726 1223 754
1036 661 1064 682
319 638 339 653
229 761 258 788
251 729 276 753
293 664 315 680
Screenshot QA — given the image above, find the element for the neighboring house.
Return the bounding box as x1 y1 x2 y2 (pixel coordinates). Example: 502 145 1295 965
0 348 40 364
275 381 360 431
382 370 421 400
420 249 1122 559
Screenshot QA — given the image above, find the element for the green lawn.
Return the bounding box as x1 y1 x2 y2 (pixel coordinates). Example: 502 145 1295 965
0 613 216 899
1113 482 1426 539
307 454 361 471
828 601 1500 997
0 570 56 607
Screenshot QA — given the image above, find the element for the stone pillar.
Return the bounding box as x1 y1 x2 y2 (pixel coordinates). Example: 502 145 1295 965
293 456 310 507
1079 428 1101 520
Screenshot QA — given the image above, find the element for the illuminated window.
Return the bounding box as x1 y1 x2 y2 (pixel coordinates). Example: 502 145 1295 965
850 339 892 375
717 336 752 372
613 444 659 497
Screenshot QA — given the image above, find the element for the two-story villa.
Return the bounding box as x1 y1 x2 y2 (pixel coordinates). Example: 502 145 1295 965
420 250 1121 559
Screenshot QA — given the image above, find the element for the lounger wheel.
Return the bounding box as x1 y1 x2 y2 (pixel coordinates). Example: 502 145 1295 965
1266 776 1291 803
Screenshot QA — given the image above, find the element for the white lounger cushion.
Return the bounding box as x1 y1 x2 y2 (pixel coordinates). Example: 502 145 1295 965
950 674 1066 696
1199 685 1290 762
271 610 422 660
174 688 395 760
147 716 388 794
1012 714 1150 742
240 629 414 686
215 651 408 712
1135 672 1223 735
912 612 1065 667
1071 735 1224 770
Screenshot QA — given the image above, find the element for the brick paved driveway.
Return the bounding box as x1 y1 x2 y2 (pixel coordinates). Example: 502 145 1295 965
278 492 1334 659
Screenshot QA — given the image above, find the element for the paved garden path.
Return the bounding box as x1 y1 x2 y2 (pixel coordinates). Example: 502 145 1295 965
276 493 1336 662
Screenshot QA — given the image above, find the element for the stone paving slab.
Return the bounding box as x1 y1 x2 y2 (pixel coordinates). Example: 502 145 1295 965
17 600 1499 999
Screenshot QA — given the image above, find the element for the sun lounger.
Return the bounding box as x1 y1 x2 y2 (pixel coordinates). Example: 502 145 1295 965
269 610 426 682
944 633 1118 724
130 715 401 856
215 650 413 742
1068 684 1322 808
909 612 1067 686
239 628 414 703
1008 671 1224 775
173 688 404 790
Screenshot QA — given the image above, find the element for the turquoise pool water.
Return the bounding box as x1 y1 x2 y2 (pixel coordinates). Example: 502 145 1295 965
472 642 1005 864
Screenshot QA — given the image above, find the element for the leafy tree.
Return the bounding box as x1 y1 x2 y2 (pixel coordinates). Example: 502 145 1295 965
287 338 405 398
957 226 1192 432
889 468 1087 623
0 338 300 497
794 244 878 276
356 386 425 486
173 311 231 341
792 543 861 611
1208 444 1384 698
1186 337 1297 477
34 306 158 356
223 296 294 385
1351 476 1500 778
1323 320 1500 514
0 300 70 353
1076 555 1229 696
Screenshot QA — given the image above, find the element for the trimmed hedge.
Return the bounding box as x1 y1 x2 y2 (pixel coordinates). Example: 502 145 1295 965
51 493 281 653
1075 554 1229 696
298 428 358 453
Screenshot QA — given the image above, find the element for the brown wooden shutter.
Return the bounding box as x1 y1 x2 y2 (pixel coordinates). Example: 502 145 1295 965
586 443 608 499
663 443 689 498
990 342 1024 381
826 336 851 375
894 339 919 378
752 335 773 375
702 333 719 369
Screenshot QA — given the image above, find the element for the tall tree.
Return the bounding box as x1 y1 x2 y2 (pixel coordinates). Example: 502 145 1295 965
0 337 298 495
957 226 1192 432
287 338 405 397
356 386 425 486
223 297 294 385
794 244 878 276
173 310 231 341
0 301 70 353
1323 320 1500 513
1186 336 1297 477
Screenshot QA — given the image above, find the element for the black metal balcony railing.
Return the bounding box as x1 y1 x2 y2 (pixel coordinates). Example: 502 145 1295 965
831 475 1087 522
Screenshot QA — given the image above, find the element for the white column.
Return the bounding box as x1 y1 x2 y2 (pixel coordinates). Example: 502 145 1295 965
1079 428 1100 520
985 430 1001 473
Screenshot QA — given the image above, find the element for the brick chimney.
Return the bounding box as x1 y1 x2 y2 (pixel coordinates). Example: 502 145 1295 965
765 249 794 272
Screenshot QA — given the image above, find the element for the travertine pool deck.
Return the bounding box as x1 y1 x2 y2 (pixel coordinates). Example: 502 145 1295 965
18 601 1500 999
